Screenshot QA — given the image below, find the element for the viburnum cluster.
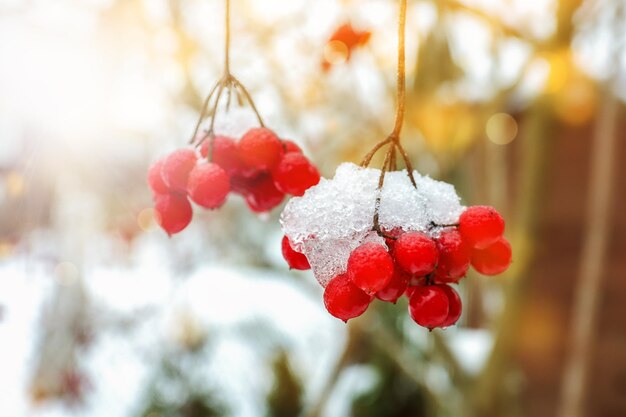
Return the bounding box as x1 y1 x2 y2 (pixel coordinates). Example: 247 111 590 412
280 163 512 329
147 127 320 235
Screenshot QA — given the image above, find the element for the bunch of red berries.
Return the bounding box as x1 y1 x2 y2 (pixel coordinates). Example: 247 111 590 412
147 127 320 235
283 205 511 329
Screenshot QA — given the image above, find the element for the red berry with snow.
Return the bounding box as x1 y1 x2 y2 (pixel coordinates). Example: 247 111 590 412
161 149 198 193
438 284 462 327
272 152 320 196
376 266 410 303
147 158 170 195
459 205 505 249
394 232 439 276
408 285 449 330
243 174 285 213
153 193 192 235
281 235 310 270
347 242 394 295
323 273 372 322
471 237 512 276
187 163 230 209
434 229 470 283
237 128 284 171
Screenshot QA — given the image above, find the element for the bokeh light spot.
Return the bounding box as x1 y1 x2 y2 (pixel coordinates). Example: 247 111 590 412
5 171 25 198
54 261 79 286
323 40 349 65
486 113 518 145
0 241 13 259
137 208 155 231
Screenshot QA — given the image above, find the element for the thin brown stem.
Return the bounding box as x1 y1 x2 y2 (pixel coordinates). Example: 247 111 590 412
360 138 393 167
395 141 417 187
224 0 230 74
232 77 265 127
373 147 394 237
188 80 222 144
391 0 407 139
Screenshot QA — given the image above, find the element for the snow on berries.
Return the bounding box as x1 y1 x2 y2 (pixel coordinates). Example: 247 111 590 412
280 162 512 328
281 235 311 270
147 127 320 235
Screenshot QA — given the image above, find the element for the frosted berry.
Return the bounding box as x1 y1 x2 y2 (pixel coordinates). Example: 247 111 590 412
408 285 449 330
283 140 302 154
434 229 470 283
323 273 372 322
161 149 198 193
347 242 394 295
459 205 505 249
202 135 258 178
147 158 170 195
438 284 462 327
376 266 410 303
237 128 283 170
243 174 285 213
187 163 230 209
471 237 512 276
394 232 439 276
154 193 192 235
281 235 310 270
272 152 320 196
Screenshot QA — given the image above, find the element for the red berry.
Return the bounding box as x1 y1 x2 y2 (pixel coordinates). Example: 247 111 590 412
438 284 462 327
153 193 192 235
272 152 320 196
283 140 302 154
434 229 470 283
147 158 170 194
376 266 410 303
161 149 198 193
201 135 258 177
408 285 449 330
186 163 230 209
394 232 439 276
347 242 394 295
237 128 283 170
459 206 505 249
323 273 372 322
471 237 512 276
244 174 285 213
281 235 310 270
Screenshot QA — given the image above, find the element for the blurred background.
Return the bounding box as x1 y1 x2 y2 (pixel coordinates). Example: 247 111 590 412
0 0 625 416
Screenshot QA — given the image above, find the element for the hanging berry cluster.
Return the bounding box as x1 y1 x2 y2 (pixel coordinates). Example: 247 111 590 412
147 0 319 236
280 0 512 330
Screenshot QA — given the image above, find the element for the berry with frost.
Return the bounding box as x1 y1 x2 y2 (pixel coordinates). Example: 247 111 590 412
161 149 198 193
237 128 284 171
147 158 170 195
272 152 320 197
187 163 230 209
